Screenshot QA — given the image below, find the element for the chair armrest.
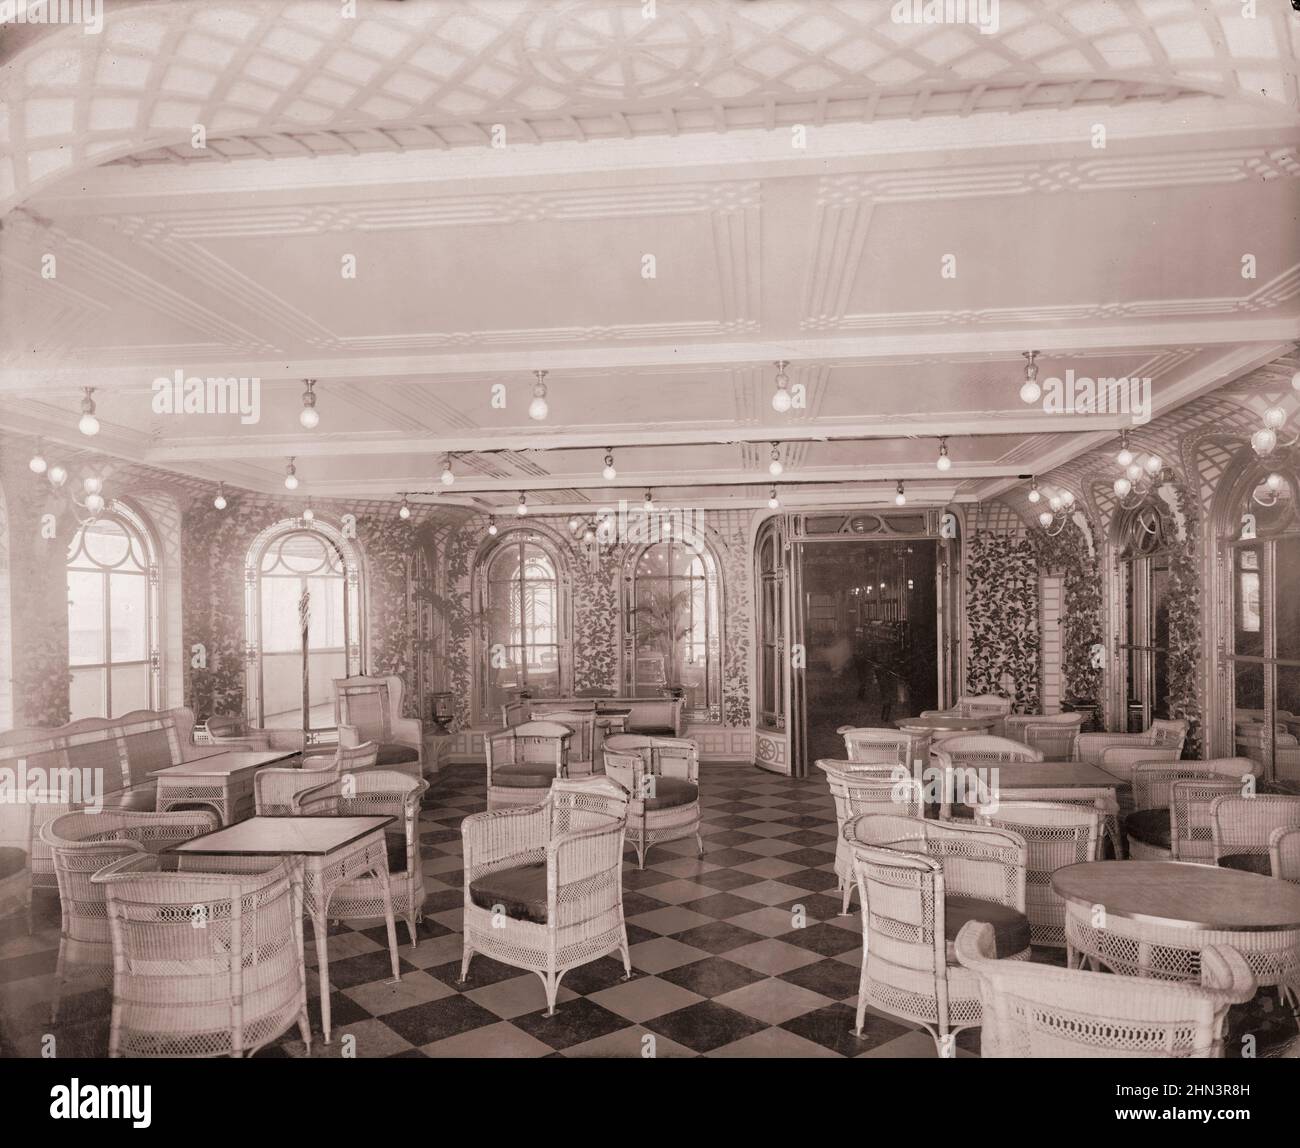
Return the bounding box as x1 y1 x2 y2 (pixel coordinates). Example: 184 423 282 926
254 766 322 816
337 723 362 748
1076 732 1151 764
462 806 548 879
1098 746 1180 784
1198 944 1257 1004
551 821 625 892
292 779 342 816
392 717 424 754
603 751 642 797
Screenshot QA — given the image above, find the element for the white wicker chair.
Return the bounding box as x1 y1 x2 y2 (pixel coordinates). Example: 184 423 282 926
294 769 430 947
932 737 1042 819
602 734 702 869
333 674 424 777
921 694 1013 738
955 921 1255 1058
1004 713 1084 761
1126 758 1259 860
40 807 220 1021
486 721 572 810
847 812 1029 1054
1209 795 1300 876
253 742 378 816
531 709 606 777
1077 719 1189 781
815 760 924 914
835 727 931 769
460 777 630 1015
975 800 1104 948
1271 826 1300 883
92 854 311 1058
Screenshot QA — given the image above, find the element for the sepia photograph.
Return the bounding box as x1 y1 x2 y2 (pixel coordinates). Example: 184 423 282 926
1 0 1299 1121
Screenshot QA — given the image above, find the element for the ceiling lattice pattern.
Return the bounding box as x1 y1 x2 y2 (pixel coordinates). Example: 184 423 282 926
3 0 1300 211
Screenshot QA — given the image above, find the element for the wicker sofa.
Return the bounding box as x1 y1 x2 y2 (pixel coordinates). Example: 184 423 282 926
500 695 686 738
0 707 199 907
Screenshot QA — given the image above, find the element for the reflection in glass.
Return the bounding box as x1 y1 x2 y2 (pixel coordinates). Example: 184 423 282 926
484 539 561 714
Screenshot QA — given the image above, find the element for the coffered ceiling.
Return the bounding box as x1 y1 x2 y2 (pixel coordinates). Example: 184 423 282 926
1 0 1299 515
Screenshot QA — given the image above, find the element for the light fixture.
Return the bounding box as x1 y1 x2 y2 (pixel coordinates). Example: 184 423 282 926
768 442 784 477
48 464 68 487
1292 370 1300 392
1264 406 1288 431
213 483 228 511
529 370 549 421
767 487 780 509
771 361 792 413
602 449 617 481
302 505 315 523
28 443 47 474
84 492 105 514
1061 490 1075 507
398 495 411 520
568 516 581 532
1252 427 1278 457
1116 430 1134 468
1143 453 1163 476
487 516 499 536
935 436 951 472
1038 489 1074 536
643 488 654 512
1049 495 1062 512
284 457 299 490
1126 463 1143 482
894 481 906 506
1027 478 1041 504
1267 472 1284 492
1113 476 1132 499
78 387 100 436
1038 510 1054 528
440 453 455 486
82 475 102 495
1018 351 1041 405
582 522 596 543
298 379 319 429
516 492 528 516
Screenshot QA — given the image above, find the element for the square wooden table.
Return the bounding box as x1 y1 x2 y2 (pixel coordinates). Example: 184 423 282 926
168 815 401 1043
151 749 299 825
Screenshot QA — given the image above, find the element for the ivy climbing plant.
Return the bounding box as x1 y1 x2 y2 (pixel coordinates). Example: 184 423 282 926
965 533 1041 712
1034 520 1103 706
1161 482 1204 757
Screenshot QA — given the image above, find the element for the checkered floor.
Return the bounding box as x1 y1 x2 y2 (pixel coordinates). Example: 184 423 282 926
1 764 1292 1058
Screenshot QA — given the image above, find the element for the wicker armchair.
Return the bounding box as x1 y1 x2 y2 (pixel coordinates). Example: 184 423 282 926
1271 826 1300 883
1209 795 1300 876
602 734 702 869
932 736 1042 819
92 854 310 1057
835 727 931 769
533 709 601 776
1076 719 1189 781
848 812 1029 1055
815 760 924 914
1126 757 1259 860
486 721 573 809
460 777 631 1015
40 807 220 1021
294 769 429 947
1004 713 1083 761
333 674 424 777
975 800 1104 948
954 921 1255 1058
253 741 377 816
921 694 1013 738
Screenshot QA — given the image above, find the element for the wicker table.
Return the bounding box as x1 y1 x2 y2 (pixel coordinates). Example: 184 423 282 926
896 715 997 742
1052 860 1300 997
151 749 298 825
169 815 401 1043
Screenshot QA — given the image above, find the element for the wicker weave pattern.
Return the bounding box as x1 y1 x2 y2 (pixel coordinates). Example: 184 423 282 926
253 742 374 817
92 854 310 1058
1169 780 1247 863
955 921 1255 1058
1273 826 1300 883
534 710 598 775
1004 714 1083 761
601 736 702 869
1077 719 1189 774
1127 758 1260 859
1209 795 1300 866
461 777 630 1015
333 674 424 775
833 728 931 768
975 801 1102 948
486 721 572 809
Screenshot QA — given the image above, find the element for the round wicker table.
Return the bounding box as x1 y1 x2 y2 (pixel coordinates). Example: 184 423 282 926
895 715 997 742
1052 860 1300 997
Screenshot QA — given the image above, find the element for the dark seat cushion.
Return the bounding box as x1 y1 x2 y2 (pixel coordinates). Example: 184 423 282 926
493 764 555 789
643 776 698 811
1218 852 1271 876
944 895 1032 961
376 743 420 766
1126 807 1171 850
385 833 408 875
633 725 677 737
468 862 548 924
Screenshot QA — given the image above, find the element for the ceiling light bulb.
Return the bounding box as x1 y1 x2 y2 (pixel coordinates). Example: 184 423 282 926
284 458 299 490
1126 463 1143 482
1144 454 1162 475
48 464 67 487
768 459 784 477
85 493 104 514
1116 447 1134 468
1252 428 1278 457
1049 495 1062 512
1114 477 1132 498
78 387 99 436
440 455 455 485
772 361 792 412
82 475 102 494
1038 511 1053 528
1027 488 1040 503
768 488 780 509
398 497 411 520
583 525 596 543
894 482 906 506
299 406 319 429
529 371 549 421
1020 351 1040 404
1061 490 1075 506
936 437 951 471
516 493 528 516
568 516 581 532
1292 370 1300 392
29 451 47 475
602 451 617 481
487 517 498 536
1266 472 1284 492
1264 406 1287 430
302 506 315 523
643 489 654 512
213 484 228 511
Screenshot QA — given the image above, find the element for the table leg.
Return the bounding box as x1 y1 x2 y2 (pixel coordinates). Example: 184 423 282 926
375 863 401 982
310 907 332 1043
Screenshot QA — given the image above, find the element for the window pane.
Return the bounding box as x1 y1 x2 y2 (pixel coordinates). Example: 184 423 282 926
261 578 305 653
69 667 105 721
67 572 104 665
306 575 345 649
1233 661 1267 766
109 573 148 663
110 665 149 718
1234 547 1264 657
79 519 133 569
1275 537 1300 660
1277 665 1300 784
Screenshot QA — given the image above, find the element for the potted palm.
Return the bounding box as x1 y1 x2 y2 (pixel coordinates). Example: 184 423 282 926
634 586 694 699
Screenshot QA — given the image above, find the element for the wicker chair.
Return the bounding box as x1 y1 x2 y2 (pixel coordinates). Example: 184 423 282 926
292 769 430 947
602 734 702 869
1126 757 1259 860
954 921 1255 1058
1076 719 1189 781
533 709 601 777
253 741 378 816
835 727 931 769
460 777 631 1015
92 854 310 1057
332 674 424 777
486 721 572 810
974 800 1104 948
921 694 1013 738
847 812 1030 1054
1271 826 1300 883
932 736 1042 819
40 808 220 1021
1004 713 1083 761
814 760 924 914
1210 795 1300 876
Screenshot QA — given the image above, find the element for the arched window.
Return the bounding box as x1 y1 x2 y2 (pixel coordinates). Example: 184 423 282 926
244 518 364 735
623 534 721 722
476 533 567 718
67 503 159 719
755 518 787 731
1114 503 1172 733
